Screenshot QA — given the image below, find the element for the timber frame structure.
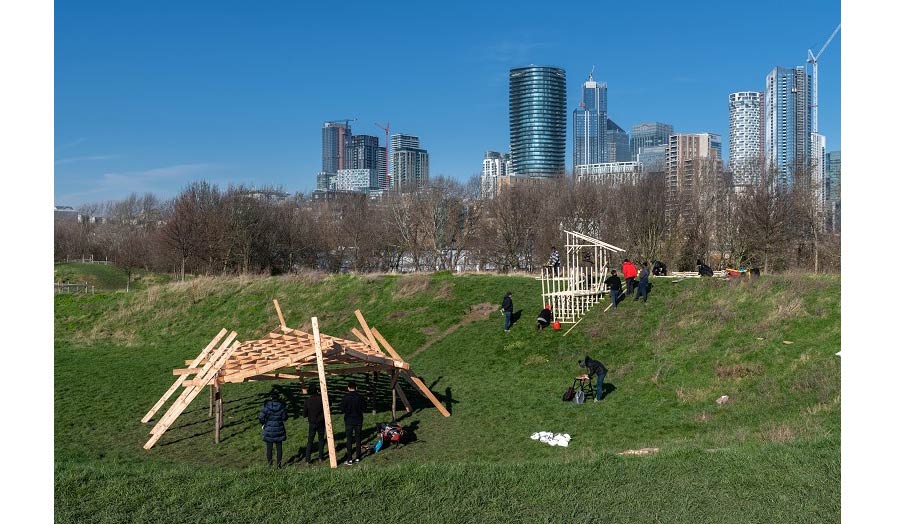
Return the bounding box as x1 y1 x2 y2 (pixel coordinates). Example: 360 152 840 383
538 230 625 324
141 300 450 468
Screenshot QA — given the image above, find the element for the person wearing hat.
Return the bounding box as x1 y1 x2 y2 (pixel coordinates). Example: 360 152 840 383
578 355 608 402
303 385 326 464
536 304 553 330
258 389 288 467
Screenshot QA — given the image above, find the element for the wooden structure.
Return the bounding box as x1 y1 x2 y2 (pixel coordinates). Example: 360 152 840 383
538 230 625 324
141 301 450 468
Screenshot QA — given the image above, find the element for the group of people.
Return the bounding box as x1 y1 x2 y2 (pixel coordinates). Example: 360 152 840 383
603 259 651 309
257 381 367 468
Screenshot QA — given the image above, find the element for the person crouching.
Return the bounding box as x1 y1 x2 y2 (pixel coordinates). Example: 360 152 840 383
537 304 553 330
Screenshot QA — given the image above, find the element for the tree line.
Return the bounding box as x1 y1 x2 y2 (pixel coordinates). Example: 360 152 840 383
54 168 840 281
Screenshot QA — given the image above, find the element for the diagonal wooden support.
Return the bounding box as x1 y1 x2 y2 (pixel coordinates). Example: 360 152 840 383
141 328 227 423
354 309 381 353
311 317 338 469
371 327 449 417
145 331 239 448
273 299 286 328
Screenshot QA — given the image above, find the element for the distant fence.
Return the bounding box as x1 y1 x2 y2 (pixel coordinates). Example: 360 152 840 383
55 282 95 295
62 255 111 265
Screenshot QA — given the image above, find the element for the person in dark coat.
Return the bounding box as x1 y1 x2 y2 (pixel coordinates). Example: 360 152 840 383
340 381 366 465
536 304 553 330
604 270 623 309
578 355 609 401
501 291 513 332
304 385 326 464
697 259 713 277
635 261 650 303
258 390 287 467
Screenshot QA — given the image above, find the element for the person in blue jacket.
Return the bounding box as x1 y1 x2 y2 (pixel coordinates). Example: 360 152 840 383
258 389 288 467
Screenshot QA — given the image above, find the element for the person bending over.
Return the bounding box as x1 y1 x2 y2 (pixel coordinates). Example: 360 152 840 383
536 304 553 330
578 355 608 402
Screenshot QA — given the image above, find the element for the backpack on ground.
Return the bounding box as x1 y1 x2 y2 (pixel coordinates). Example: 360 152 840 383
574 390 586 404
562 386 575 402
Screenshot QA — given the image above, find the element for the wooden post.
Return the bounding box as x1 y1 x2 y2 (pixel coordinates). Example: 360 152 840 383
367 373 376 415
390 370 398 420
213 384 221 443
273 299 286 328
209 384 214 418
311 317 338 469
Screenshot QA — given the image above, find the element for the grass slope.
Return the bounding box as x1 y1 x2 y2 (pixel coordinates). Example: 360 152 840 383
54 262 174 291
55 272 840 523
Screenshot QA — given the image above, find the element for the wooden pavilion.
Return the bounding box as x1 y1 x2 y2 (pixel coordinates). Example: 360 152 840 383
140 301 450 468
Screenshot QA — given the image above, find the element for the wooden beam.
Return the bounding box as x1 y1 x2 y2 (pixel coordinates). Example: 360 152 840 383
401 371 450 417
172 368 203 376
370 327 405 363
350 327 377 351
390 370 397 420
353 309 381 353
394 379 412 414
141 328 227 424
273 299 286 328
312 317 338 469
340 345 408 369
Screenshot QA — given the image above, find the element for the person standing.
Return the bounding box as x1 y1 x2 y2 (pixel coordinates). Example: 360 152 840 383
340 382 366 465
622 259 638 295
635 261 650 303
578 355 609 402
604 270 622 309
548 246 561 275
303 385 326 464
501 291 513 332
258 390 287 467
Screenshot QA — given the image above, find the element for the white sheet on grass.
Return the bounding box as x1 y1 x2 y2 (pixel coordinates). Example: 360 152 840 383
530 431 571 447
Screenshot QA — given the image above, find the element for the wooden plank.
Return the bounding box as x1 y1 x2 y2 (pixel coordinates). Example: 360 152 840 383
273 299 286 328
353 309 381 353
401 371 450 417
141 328 227 423
390 370 397 420
312 317 338 469
350 327 378 352
172 368 202 376
146 332 238 442
394 379 412 414
340 345 408 369
370 327 405 363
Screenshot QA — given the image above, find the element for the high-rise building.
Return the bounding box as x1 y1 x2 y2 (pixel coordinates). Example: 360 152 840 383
825 150 841 203
509 66 567 178
765 66 811 187
606 118 630 163
630 122 673 161
573 71 607 167
376 146 387 190
636 144 667 172
331 169 372 193
728 91 764 188
574 161 641 186
322 120 352 174
347 134 382 190
481 151 512 199
811 133 827 215
391 134 429 191
666 133 723 198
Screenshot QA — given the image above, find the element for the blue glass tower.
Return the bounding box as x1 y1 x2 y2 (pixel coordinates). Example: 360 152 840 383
509 66 567 178
765 66 811 187
573 70 607 167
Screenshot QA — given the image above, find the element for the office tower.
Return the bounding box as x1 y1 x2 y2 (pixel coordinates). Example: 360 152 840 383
573 70 607 167
391 134 429 191
630 122 674 161
347 134 382 190
666 133 723 198
636 144 667 172
481 150 512 198
322 120 352 174
826 150 841 232
765 66 811 187
811 133 827 215
728 92 764 188
606 118 630 162
509 66 567 178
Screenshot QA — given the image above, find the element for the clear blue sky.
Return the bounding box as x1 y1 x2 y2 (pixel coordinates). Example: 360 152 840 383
54 0 841 205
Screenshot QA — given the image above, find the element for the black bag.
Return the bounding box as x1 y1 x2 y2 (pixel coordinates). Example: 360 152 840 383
562 387 575 402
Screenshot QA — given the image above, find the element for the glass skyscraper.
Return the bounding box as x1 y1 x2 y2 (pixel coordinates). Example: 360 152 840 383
630 122 673 162
322 120 352 175
509 66 566 178
606 118 630 162
573 71 607 167
765 66 811 188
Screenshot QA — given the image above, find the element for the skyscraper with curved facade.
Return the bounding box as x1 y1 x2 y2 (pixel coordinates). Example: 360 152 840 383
509 66 566 178
729 91 764 188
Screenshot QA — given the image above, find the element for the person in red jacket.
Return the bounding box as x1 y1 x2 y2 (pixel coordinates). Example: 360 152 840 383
621 259 638 296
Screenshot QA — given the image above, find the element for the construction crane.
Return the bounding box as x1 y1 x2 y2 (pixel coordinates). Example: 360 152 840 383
807 24 841 134
375 122 390 190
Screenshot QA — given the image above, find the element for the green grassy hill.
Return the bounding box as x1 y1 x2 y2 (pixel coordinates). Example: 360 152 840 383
54 272 840 523
54 262 174 291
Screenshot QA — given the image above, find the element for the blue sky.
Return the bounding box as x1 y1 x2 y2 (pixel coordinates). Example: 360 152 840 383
54 0 841 205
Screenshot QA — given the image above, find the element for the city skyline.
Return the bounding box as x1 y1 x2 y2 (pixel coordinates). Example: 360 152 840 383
54 1 841 205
